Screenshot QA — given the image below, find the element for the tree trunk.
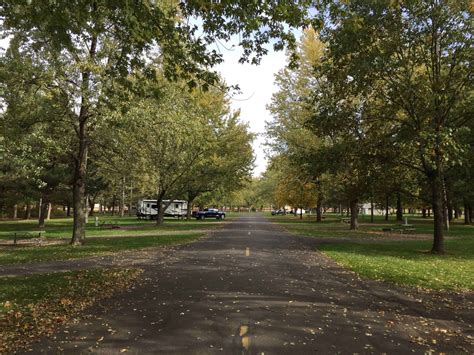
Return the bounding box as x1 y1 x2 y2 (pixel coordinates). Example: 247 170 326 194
430 173 444 253
442 180 449 231
396 192 403 222
464 201 471 225
66 203 71 217
120 176 125 217
129 183 133 216
349 199 358 230
299 208 303 220
454 208 459 220
186 194 198 221
422 208 427 218
13 204 18 219
47 202 52 220
428 208 431 217
370 197 374 223
38 197 49 228
25 204 31 220
71 117 89 245
385 194 389 221
88 197 95 217
156 190 167 226
111 195 116 216
316 192 322 222
38 198 43 221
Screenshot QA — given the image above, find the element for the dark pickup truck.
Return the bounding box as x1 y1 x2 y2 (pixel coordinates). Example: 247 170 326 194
194 208 226 220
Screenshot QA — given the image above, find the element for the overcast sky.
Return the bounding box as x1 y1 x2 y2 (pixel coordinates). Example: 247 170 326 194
213 42 288 177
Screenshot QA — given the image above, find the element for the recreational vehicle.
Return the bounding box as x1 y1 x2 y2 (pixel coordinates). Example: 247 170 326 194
137 200 188 219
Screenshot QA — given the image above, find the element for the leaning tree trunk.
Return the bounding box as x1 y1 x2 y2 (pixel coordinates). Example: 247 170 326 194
349 199 358 230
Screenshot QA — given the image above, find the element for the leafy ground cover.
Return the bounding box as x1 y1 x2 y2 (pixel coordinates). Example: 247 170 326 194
271 213 474 291
0 268 142 353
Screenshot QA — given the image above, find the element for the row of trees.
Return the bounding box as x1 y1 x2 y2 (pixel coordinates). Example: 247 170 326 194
1 1 275 244
264 1 473 254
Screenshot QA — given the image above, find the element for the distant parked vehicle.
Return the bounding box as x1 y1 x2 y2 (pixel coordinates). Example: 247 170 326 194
194 208 226 220
137 200 187 219
271 209 286 216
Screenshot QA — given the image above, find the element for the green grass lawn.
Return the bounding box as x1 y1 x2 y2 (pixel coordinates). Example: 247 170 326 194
0 215 228 265
0 233 205 265
0 215 229 239
271 213 474 291
0 268 142 353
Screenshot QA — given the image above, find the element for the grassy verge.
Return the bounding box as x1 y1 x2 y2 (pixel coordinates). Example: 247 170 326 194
0 233 205 265
0 216 228 240
271 213 474 291
0 268 142 353
319 239 474 291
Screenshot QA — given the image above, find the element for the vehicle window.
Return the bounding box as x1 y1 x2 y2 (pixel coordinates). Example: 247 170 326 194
151 204 157 209
175 204 179 208
146 204 150 208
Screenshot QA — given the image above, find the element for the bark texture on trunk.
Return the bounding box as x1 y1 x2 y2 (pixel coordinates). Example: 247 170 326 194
385 195 389 221
38 197 49 228
88 197 95 217
422 208 427 218
71 117 88 245
155 190 167 226
46 202 52 220
370 198 374 223
349 199 358 230
430 174 445 253
464 202 471 225
316 192 322 222
13 204 18 219
396 192 403 222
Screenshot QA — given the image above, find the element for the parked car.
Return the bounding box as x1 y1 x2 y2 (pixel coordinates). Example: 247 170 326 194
194 208 226 220
271 209 286 216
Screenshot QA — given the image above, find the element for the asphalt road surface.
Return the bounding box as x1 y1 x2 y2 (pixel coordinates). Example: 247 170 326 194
25 214 473 354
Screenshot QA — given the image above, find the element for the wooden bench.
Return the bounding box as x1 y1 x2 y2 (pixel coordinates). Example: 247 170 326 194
13 232 45 245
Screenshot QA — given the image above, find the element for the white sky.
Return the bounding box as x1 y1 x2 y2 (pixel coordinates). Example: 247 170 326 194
213 43 288 177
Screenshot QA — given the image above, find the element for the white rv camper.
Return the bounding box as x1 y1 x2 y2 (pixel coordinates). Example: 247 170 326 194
137 200 188 219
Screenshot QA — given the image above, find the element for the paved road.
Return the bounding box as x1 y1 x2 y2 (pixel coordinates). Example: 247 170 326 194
25 214 473 354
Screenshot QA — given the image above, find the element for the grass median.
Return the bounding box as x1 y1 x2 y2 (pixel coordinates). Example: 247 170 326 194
271 213 474 291
0 215 229 265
